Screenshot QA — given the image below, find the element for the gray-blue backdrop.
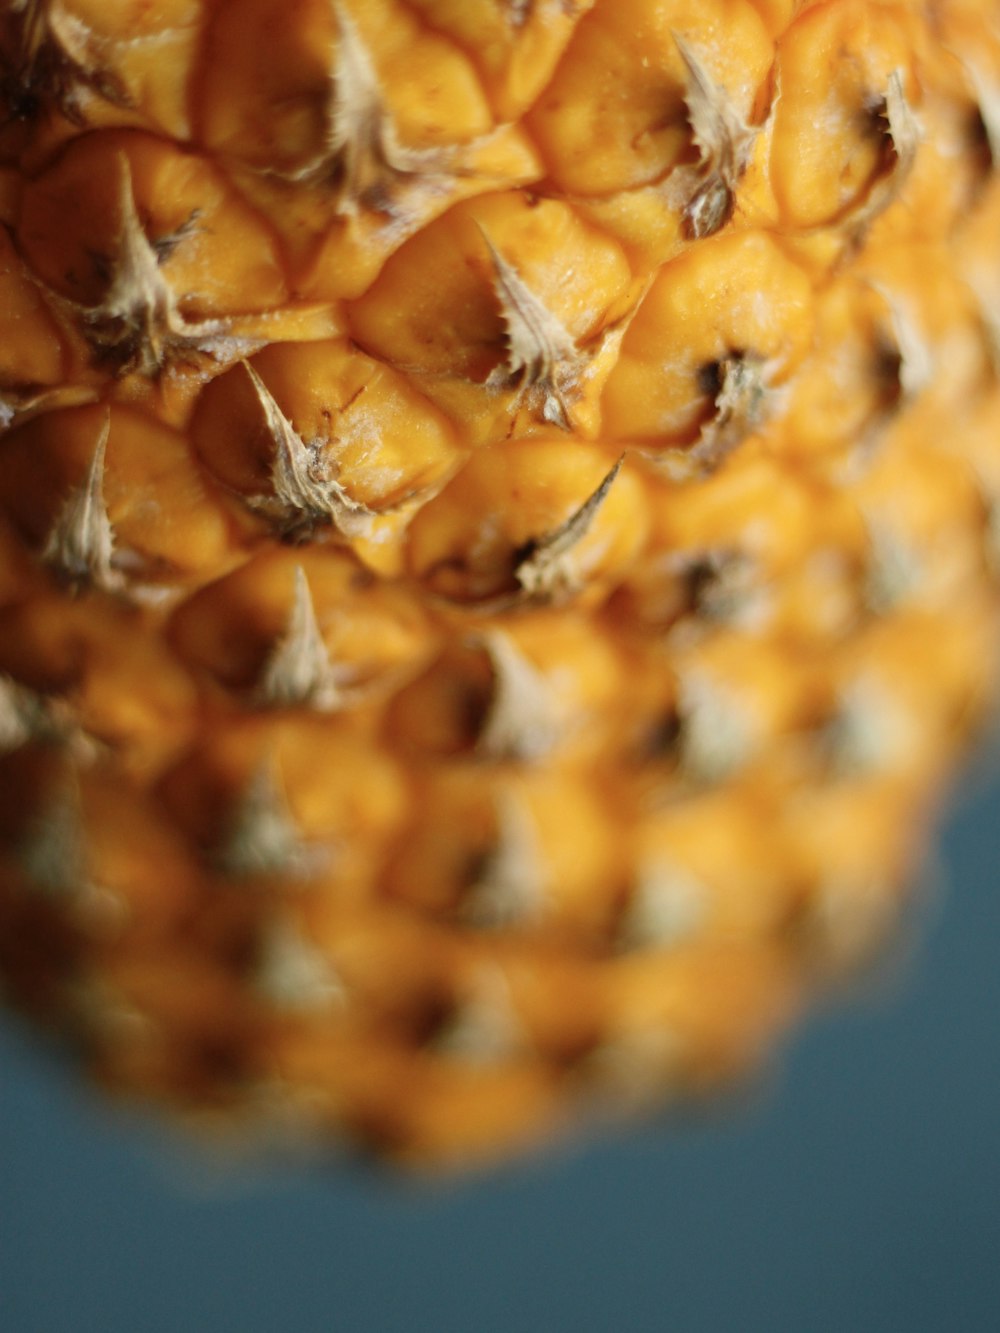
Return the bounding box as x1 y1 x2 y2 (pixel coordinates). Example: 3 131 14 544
3 759 999 1333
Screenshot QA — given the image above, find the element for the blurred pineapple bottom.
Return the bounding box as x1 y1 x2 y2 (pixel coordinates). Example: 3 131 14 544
0 657 992 1174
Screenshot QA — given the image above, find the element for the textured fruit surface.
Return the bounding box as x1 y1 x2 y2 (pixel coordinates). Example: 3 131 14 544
1 0 1000 1170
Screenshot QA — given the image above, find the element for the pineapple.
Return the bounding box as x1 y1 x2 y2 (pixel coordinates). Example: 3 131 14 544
1 0 1000 1170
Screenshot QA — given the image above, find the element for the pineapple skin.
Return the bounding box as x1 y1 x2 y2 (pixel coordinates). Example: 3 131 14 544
0 0 999 1169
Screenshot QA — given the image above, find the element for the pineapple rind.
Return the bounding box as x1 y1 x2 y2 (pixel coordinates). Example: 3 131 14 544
1 0 1000 1169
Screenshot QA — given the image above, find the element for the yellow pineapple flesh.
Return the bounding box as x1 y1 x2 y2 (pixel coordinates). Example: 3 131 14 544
1 0 1000 1170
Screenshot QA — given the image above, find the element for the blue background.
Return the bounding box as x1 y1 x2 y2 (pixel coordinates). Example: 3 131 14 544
3 760 999 1333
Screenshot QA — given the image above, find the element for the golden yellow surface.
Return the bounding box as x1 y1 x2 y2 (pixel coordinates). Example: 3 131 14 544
1 0 999 1169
